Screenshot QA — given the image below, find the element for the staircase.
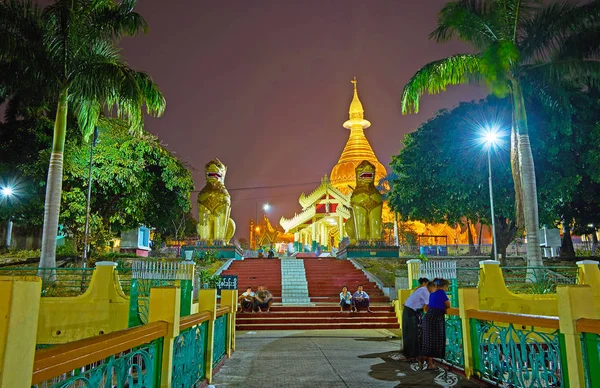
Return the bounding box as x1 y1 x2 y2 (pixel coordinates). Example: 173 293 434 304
221 259 282 302
229 258 399 331
280 258 312 305
304 258 388 303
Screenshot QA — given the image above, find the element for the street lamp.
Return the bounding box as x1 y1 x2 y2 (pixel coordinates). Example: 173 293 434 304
1 185 15 248
482 127 500 261
254 202 270 250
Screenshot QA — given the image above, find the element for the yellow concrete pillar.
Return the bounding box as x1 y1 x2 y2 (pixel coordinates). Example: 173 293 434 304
396 289 412 328
458 288 480 378
557 285 599 388
149 286 181 388
0 276 42 388
577 260 600 298
221 290 238 355
198 289 217 383
338 216 344 240
406 259 421 290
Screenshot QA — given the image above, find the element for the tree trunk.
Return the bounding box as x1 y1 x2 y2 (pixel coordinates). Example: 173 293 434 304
466 219 475 254
39 88 69 270
493 216 518 266
512 81 543 268
511 124 525 230
560 221 575 258
592 229 598 255
477 222 483 255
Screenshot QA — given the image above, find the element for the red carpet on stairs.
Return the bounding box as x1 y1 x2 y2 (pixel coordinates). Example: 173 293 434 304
225 258 399 331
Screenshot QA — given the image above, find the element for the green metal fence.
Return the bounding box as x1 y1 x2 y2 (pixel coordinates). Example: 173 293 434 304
212 313 228 366
582 333 600 388
445 315 464 368
0 267 94 297
172 320 208 387
502 266 579 294
33 338 163 388
470 318 566 387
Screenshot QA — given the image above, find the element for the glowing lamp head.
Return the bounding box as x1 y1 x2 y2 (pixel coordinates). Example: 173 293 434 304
263 203 270 211
1 186 14 197
482 126 501 147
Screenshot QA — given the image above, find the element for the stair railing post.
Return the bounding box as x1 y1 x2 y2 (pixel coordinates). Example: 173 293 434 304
198 289 217 383
149 286 181 388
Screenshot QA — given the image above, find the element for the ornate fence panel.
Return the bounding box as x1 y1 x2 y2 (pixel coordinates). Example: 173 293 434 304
212 313 228 366
172 320 208 387
445 313 464 368
578 318 600 388
128 260 194 327
32 322 167 388
470 314 565 387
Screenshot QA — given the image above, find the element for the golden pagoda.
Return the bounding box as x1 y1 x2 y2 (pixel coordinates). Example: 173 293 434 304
330 78 387 195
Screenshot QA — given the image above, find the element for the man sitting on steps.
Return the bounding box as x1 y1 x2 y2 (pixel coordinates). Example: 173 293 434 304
238 287 255 313
254 285 274 313
352 284 373 313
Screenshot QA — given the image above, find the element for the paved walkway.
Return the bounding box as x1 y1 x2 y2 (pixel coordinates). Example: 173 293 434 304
212 329 483 388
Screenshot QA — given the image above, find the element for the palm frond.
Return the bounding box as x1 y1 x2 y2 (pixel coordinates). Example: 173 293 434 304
401 54 482 114
525 59 600 90
555 26 600 62
519 1 600 62
91 0 148 39
430 0 498 49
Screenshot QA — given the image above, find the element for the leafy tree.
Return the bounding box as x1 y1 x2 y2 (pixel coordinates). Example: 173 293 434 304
0 0 165 268
400 0 600 267
60 124 194 254
389 96 518 261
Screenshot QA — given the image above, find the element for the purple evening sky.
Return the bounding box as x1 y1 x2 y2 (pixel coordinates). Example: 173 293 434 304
120 0 487 240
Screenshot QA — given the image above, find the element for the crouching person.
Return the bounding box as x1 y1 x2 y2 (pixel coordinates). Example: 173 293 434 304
238 287 255 313
352 284 372 313
254 285 273 313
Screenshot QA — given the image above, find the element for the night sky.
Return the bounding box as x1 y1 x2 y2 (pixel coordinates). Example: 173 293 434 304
120 0 486 240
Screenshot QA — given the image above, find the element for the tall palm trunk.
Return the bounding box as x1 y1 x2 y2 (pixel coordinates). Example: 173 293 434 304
39 88 68 269
512 81 543 267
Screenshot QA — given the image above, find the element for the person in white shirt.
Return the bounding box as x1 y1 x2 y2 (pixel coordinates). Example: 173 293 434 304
402 278 434 362
238 287 255 313
352 285 372 313
339 286 352 312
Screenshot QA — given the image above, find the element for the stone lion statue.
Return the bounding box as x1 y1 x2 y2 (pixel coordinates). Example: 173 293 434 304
345 160 383 243
197 158 236 245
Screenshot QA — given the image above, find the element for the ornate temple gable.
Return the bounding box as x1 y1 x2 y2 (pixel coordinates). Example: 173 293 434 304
298 175 350 210
280 206 317 233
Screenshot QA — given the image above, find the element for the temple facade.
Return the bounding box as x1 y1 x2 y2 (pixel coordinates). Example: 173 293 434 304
280 176 351 252
280 79 484 252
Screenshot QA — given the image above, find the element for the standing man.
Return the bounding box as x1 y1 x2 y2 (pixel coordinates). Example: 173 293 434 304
352 284 372 313
254 285 274 313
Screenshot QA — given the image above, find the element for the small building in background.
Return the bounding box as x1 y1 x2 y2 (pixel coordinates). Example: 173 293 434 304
120 226 151 257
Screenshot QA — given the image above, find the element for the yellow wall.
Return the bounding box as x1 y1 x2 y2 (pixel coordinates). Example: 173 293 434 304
36 262 129 344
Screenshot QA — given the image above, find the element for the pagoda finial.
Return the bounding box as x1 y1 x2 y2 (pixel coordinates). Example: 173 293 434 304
349 77 364 120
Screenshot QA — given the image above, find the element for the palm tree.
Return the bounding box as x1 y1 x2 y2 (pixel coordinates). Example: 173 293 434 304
401 0 600 267
0 0 165 268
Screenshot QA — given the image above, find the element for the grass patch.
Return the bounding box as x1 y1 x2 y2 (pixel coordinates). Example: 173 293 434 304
355 258 408 287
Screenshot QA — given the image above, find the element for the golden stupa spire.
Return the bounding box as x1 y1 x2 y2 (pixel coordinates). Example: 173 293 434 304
331 78 386 195
349 77 364 120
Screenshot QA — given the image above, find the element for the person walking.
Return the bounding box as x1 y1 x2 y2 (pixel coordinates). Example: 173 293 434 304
421 278 451 369
401 278 433 361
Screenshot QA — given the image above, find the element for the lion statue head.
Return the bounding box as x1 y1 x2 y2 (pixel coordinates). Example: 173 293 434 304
355 160 376 187
205 158 227 185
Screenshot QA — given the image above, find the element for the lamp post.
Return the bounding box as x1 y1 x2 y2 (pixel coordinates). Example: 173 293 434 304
483 129 499 261
1 186 14 248
255 203 270 250
82 128 99 267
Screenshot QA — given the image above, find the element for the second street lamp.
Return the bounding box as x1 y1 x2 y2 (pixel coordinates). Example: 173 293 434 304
483 127 500 261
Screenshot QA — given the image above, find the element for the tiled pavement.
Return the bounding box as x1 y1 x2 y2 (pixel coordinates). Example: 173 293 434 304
212 329 483 388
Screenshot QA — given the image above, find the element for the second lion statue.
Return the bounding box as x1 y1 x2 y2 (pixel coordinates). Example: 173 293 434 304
345 160 383 243
197 158 236 245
